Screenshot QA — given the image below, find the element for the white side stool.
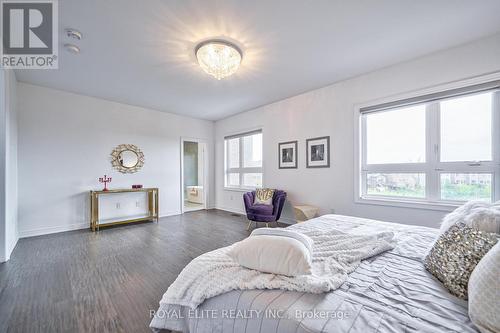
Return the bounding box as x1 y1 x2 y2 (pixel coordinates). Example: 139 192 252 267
293 204 319 223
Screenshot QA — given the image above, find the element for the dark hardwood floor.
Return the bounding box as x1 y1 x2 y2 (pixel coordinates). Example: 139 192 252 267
0 209 255 333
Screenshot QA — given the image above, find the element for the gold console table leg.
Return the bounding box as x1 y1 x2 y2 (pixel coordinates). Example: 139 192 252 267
90 192 94 232
155 189 159 222
90 191 100 232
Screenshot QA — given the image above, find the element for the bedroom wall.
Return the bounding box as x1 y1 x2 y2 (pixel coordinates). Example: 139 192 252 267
5 70 18 259
0 69 18 262
17 83 214 237
0 69 6 261
214 33 500 228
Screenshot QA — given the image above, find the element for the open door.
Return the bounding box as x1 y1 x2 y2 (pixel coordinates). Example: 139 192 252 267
181 139 207 213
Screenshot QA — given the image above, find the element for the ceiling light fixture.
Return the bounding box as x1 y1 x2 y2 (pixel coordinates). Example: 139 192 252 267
64 43 80 54
195 40 242 80
65 28 82 40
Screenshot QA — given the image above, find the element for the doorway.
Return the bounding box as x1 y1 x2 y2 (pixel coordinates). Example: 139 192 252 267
181 139 207 213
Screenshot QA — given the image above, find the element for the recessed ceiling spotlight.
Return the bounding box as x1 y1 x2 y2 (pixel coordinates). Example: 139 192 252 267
64 43 80 54
65 28 82 40
195 40 242 80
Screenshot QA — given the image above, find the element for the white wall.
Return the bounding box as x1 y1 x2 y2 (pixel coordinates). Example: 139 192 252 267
17 83 214 237
0 69 18 262
0 69 6 261
5 70 18 258
215 33 500 228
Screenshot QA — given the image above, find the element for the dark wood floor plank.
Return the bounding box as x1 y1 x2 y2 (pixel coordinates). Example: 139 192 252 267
0 209 251 333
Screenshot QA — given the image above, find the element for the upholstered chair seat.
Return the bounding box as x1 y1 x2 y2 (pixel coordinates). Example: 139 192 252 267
248 204 274 218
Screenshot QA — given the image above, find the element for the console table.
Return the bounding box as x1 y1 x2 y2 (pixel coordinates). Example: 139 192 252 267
90 188 159 231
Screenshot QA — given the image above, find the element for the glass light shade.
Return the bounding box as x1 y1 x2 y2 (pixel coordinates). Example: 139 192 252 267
196 41 242 80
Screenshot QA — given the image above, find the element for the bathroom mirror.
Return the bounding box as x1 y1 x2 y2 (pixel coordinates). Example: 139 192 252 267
111 144 145 173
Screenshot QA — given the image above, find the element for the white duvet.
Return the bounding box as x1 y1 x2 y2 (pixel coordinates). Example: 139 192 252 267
157 216 396 310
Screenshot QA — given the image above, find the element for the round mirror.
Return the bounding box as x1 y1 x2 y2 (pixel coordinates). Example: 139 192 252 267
111 144 145 173
119 150 138 168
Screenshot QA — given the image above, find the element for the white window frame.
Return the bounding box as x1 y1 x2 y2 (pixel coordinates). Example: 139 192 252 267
354 74 500 211
224 129 263 190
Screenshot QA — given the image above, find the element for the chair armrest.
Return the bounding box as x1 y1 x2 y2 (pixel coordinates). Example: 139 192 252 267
243 192 254 213
273 192 287 220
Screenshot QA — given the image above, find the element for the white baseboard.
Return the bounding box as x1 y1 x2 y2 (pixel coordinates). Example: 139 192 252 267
160 211 181 218
215 206 246 215
19 222 89 238
18 208 293 239
20 211 183 238
4 234 19 261
215 206 296 225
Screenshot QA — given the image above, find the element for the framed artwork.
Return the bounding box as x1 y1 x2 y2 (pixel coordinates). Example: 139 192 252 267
278 141 298 169
306 136 330 168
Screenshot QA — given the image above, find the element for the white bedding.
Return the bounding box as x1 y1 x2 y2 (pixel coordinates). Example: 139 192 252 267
150 215 478 333
157 218 395 310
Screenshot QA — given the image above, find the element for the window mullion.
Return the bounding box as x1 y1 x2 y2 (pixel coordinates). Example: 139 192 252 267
360 115 368 197
427 102 440 201
224 140 229 187
240 167 262 173
361 115 368 170
360 170 367 197
239 137 244 188
493 91 500 201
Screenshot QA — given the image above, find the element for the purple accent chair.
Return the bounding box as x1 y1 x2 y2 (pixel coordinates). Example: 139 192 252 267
243 190 287 230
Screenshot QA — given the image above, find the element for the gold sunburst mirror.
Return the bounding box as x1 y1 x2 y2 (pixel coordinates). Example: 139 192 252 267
111 144 145 173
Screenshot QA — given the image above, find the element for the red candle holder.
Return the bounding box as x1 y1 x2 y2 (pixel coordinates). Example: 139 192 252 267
99 175 112 191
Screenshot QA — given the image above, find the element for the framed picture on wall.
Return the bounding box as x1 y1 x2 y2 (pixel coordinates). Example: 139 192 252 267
306 136 330 168
278 141 298 169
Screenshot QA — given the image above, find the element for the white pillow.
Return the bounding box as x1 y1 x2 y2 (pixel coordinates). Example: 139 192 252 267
468 243 500 333
440 200 500 234
228 228 313 276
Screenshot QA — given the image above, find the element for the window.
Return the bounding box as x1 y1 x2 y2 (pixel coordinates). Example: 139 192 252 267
225 130 263 189
359 81 500 206
366 105 426 164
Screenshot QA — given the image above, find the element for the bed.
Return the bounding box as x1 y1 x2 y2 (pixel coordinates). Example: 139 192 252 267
150 214 478 333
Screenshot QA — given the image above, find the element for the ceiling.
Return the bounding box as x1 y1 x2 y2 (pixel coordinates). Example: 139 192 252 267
16 0 500 120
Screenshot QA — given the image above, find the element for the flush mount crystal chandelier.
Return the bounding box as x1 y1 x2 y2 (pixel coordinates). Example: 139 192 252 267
195 40 242 80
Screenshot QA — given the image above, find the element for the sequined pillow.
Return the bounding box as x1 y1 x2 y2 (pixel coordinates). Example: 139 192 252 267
424 223 498 299
254 188 275 205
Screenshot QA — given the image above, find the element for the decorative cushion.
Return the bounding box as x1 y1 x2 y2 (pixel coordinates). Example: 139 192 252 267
253 188 275 205
440 200 500 234
228 228 313 276
468 242 500 333
424 223 497 299
248 204 273 216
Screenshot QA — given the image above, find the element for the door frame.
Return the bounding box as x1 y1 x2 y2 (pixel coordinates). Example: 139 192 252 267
180 137 209 214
